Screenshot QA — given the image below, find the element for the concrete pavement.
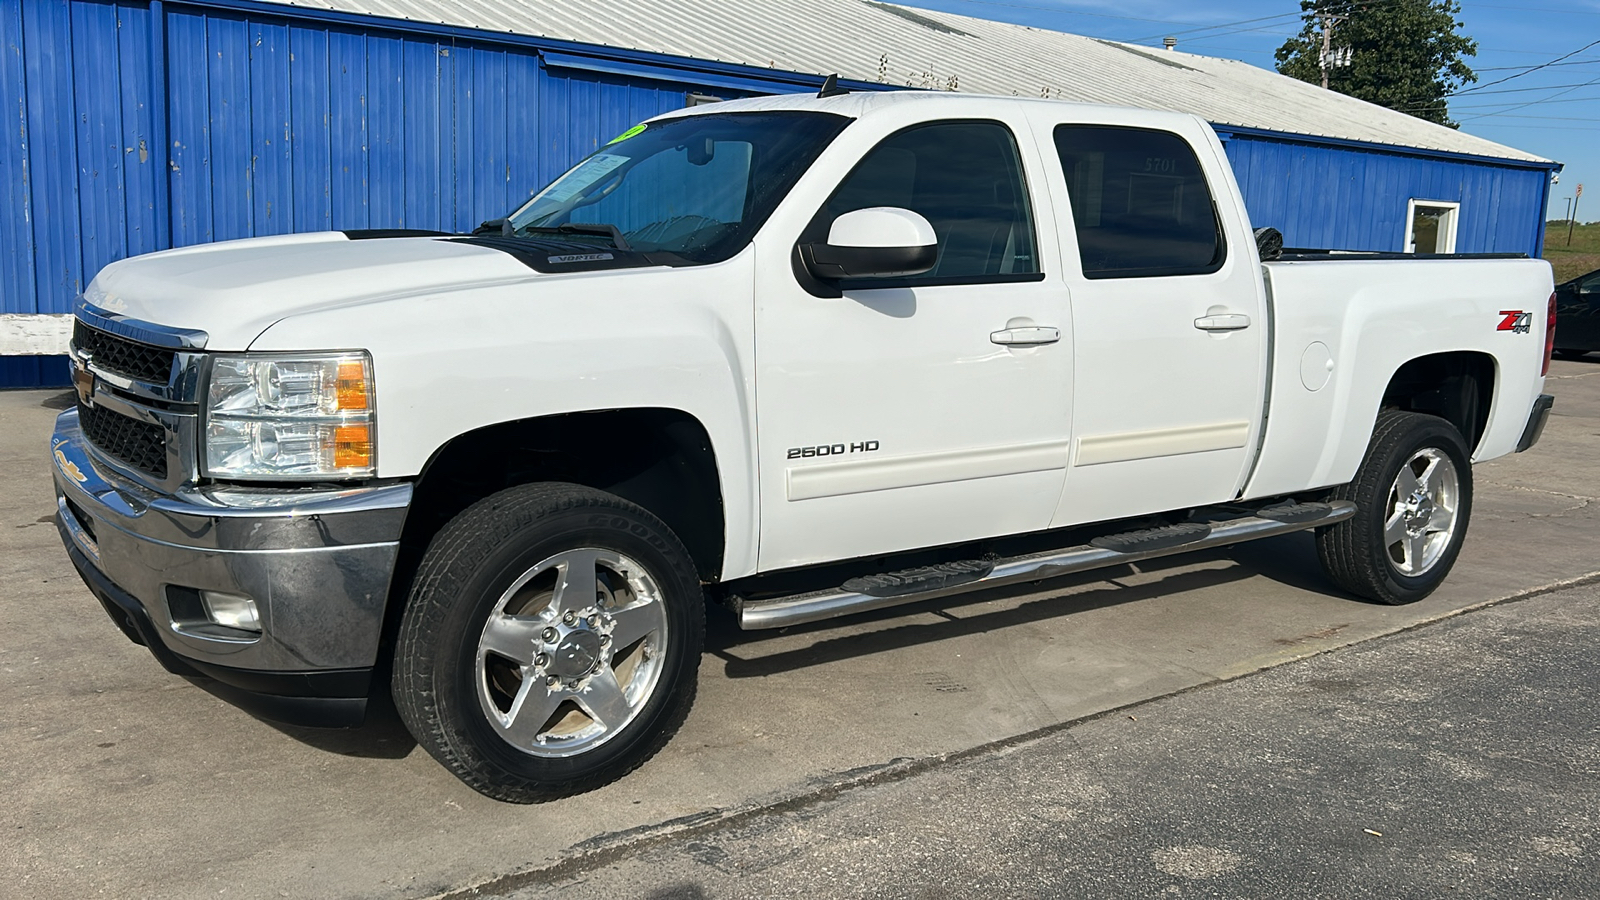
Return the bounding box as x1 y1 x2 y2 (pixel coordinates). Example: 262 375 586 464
1 356 1596 899
505 581 1600 899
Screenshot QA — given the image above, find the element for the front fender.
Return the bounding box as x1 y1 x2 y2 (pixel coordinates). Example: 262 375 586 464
249 250 759 578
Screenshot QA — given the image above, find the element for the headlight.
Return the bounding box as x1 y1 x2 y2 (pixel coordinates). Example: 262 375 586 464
203 352 375 479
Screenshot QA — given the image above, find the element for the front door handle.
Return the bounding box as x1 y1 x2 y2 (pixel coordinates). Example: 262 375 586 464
991 326 1061 346
1194 314 1251 332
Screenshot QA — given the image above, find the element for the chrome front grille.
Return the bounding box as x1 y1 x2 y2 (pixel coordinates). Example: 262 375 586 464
72 320 178 384
78 401 170 479
70 304 209 488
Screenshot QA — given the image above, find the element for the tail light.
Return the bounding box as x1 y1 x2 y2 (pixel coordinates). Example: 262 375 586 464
1542 292 1557 376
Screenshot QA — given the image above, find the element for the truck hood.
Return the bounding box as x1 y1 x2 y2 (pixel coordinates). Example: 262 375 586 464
83 232 537 350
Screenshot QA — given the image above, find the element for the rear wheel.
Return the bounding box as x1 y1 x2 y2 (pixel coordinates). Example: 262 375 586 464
392 483 704 802
1316 411 1472 605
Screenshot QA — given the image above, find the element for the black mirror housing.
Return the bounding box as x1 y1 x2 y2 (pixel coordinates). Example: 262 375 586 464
798 242 938 281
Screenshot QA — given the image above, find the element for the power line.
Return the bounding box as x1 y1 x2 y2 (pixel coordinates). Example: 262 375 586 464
1132 0 1413 52
1449 95 1600 110
1125 10 1308 44
1459 72 1600 120
1466 3 1600 15
1477 58 1600 72
1453 38 1600 94
1446 79 1600 98
1392 79 1600 112
1456 112 1600 121
1466 122 1600 130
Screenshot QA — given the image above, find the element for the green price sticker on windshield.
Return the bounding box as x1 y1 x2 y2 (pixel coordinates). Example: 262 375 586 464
607 124 647 145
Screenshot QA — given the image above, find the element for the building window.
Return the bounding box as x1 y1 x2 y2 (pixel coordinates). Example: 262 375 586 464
1405 200 1460 254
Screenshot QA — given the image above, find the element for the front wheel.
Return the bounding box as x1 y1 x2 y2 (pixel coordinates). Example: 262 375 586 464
1316 411 1473 605
392 483 705 802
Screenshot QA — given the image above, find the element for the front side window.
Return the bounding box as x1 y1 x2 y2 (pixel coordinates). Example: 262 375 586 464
506 111 851 265
1053 125 1225 279
809 120 1040 285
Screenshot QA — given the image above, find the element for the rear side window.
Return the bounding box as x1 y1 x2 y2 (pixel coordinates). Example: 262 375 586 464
1053 125 1225 279
813 120 1040 285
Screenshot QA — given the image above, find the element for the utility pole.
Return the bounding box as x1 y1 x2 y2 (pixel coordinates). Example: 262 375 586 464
1318 6 1350 90
1563 197 1573 225
1569 184 1584 247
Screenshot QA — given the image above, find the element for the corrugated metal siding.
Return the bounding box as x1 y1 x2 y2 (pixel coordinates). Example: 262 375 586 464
2 0 756 385
161 6 717 239
1223 134 1550 256
0 0 1557 388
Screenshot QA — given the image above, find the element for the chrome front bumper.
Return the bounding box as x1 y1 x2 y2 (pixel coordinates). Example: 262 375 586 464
52 408 411 725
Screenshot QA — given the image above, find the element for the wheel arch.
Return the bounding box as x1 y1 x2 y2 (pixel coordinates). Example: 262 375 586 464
1378 350 1497 455
381 408 726 660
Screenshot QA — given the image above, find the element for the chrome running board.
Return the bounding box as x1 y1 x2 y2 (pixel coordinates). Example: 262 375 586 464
735 501 1357 630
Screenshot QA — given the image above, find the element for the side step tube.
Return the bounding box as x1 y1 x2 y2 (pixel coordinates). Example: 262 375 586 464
736 501 1357 630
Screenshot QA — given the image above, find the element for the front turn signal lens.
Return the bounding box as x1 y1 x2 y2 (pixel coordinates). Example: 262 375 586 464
336 359 370 411
333 424 374 470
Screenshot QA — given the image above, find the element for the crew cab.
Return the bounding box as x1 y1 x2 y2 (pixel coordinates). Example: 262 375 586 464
52 90 1557 802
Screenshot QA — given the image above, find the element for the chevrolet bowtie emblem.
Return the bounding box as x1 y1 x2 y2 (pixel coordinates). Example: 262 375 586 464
72 356 95 408
54 448 87 484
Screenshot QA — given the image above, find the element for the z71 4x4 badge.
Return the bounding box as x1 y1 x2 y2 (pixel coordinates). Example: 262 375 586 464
1497 310 1533 333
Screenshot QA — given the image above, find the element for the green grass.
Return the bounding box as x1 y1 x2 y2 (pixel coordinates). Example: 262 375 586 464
1544 221 1600 284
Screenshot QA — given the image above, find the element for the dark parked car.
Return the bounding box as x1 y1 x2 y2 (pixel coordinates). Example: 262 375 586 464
1555 267 1600 358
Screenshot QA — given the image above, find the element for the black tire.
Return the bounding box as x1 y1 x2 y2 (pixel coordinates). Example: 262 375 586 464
1316 410 1473 605
1553 348 1589 360
392 483 704 802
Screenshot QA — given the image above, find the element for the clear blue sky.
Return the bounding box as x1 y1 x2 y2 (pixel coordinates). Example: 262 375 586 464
901 0 1599 223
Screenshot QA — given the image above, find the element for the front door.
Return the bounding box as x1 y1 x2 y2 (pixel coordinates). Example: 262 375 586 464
1028 114 1269 527
753 114 1074 571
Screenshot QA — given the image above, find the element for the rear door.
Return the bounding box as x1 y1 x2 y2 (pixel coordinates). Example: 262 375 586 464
1025 111 1270 526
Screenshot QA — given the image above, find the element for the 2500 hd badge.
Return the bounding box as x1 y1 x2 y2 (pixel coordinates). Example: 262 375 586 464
786 440 881 459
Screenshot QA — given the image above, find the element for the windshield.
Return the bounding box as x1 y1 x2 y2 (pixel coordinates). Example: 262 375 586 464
505 111 851 264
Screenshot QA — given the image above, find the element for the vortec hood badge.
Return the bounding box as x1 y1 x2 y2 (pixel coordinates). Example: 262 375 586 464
548 252 615 264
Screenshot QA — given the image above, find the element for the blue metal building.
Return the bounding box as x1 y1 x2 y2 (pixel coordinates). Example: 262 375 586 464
0 0 1561 386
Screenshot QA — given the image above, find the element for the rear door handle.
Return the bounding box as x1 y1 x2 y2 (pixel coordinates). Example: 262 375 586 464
1193 314 1251 332
991 326 1061 346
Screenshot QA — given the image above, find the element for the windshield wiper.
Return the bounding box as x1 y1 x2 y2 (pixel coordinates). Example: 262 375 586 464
518 222 633 251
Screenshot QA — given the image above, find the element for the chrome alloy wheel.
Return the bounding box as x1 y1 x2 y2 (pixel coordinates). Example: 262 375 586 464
475 549 669 758
1383 447 1460 577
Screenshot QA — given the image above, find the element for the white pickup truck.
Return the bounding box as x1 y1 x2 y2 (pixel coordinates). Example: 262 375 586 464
52 90 1557 802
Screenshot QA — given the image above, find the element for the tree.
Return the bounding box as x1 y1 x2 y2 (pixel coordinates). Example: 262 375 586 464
1275 0 1478 128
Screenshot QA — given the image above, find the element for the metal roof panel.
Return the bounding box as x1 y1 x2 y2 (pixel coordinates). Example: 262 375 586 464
252 0 1552 164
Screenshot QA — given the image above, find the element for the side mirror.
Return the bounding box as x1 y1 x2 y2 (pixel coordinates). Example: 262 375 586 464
798 207 938 280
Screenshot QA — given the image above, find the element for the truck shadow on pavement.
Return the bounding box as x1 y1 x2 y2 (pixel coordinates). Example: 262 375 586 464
201 679 420 759
708 532 1352 678
39 389 75 410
